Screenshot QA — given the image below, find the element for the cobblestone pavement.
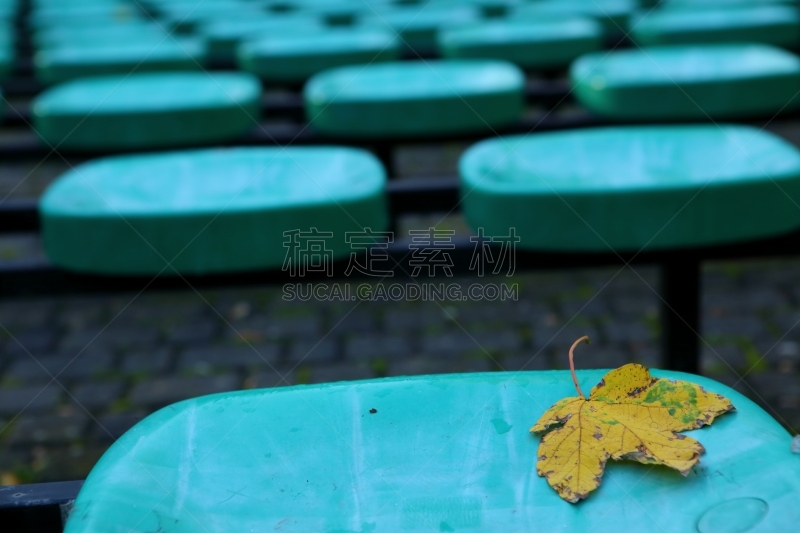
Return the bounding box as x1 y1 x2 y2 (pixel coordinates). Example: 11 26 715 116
0 257 799 484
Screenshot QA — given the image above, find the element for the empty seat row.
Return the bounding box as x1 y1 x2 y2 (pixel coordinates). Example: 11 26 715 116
31 43 800 150
40 125 800 275
27 5 800 86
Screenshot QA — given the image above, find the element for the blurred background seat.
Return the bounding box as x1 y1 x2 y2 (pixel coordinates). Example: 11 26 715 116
304 60 525 137
459 125 800 251
34 37 207 84
571 44 800 120
32 71 261 150
630 5 800 48
238 27 399 84
437 17 603 70
40 147 388 275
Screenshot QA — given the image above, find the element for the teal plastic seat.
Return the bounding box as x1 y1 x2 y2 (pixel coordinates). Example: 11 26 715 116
29 4 143 30
41 147 387 275
199 15 325 62
459 125 800 251
32 72 261 150
34 38 207 84
511 0 636 36
663 0 795 7
32 23 168 49
62 370 800 532
362 5 479 54
0 29 11 81
438 18 603 70
158 2 264 33
630 6 800 48
304 60 525 138
571 44 800 120
239 29 400 84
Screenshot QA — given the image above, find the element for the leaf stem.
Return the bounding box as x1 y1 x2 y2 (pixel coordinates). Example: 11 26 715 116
569 336 590 399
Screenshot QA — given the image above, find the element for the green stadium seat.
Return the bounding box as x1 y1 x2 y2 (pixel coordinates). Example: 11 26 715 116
32 23 169 49
438 18 603 70
61 370 800 532
199 15 325 63
362 5 479 55
29 4 143 30
630 5 800 48
305 60 524 137
511 0 636 36
40 147 387 275
239 28 399 84
459 125 800 251
157 2 264 34
34 38 207 84
32 72 261 150
571 44 800 120
0 27 11 81
662 0 796 7
290 0 372 26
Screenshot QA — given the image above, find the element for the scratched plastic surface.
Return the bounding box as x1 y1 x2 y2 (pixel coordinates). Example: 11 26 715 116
64 370 800 532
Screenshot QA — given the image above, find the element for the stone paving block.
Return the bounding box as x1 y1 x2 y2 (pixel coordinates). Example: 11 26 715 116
422 331 522 358
560 298 609 319
631 347 659 368
130 374 241 408
456 302 544 325
345 336 412 361
8 414 88 446
701 345 748 372
328 311 377 334
2 354 113 383
421 332 487 358
70 382 125 412
500 353 550 371
167 320 219 345
308 364 375 384
746 372 800 403
703 316 766 339
288 340 338 364
388 357 493 377
230 315 322 340
573 347 630 369
533 324 599 352
121 348 173 375
245 370 296 389
0 384 60 416
57 329 113 355
94 412 147 441
384 307 447 332
3 329 58 356
56 303 107 333
774 312 800 339
704 288 789 315
610 295 658 317
0 299 57 331
179 344 280 374
604 322 653 344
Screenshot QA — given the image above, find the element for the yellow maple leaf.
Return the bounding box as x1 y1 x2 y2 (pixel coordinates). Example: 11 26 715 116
531 337 735 503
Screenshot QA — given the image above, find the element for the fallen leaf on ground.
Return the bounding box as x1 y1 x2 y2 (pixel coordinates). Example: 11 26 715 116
531 337 734 503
